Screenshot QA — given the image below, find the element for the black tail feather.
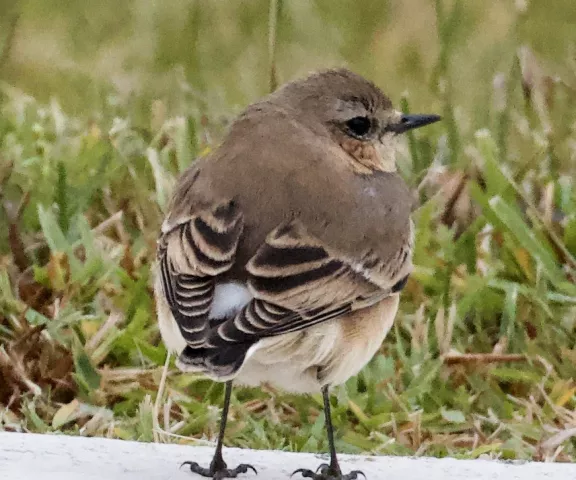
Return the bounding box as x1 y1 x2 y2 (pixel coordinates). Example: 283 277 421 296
178 343 253 378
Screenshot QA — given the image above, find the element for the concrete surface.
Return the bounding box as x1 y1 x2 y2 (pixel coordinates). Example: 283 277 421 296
1 432 575 479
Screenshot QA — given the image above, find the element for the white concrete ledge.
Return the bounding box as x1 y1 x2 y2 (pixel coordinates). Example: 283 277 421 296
1 432 575 480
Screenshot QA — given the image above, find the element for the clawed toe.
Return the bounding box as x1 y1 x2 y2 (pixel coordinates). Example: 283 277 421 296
182 461 211 477
291 468 316 479
182 460 257 479
291 465 365 480
345 471 366 480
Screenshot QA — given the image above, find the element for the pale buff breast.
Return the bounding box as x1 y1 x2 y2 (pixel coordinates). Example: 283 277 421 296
235 294 400 394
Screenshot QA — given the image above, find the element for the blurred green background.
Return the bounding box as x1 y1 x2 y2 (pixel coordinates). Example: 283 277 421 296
1 0 574 119
1 0 576 466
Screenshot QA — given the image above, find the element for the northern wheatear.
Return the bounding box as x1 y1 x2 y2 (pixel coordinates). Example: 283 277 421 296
155 68 440 479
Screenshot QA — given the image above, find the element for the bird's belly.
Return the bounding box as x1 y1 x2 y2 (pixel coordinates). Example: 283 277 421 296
235 294 400 394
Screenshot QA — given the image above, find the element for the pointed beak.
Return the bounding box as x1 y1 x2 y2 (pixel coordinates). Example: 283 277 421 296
388 113 441 134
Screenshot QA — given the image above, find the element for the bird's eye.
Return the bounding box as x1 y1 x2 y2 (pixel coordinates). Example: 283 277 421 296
345 116 372 137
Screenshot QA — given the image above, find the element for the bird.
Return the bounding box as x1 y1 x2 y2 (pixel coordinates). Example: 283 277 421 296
154 68 440 480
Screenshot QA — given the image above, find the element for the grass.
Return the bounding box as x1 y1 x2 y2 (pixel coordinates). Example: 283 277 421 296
1 0 576 465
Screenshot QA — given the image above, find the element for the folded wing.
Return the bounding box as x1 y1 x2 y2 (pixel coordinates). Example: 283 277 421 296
157 199 244 348
173 217 410 377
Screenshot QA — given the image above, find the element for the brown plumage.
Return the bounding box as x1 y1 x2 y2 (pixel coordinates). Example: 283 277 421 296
154 68 440 480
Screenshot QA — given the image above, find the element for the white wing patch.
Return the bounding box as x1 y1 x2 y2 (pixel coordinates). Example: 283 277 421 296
209 282 253 320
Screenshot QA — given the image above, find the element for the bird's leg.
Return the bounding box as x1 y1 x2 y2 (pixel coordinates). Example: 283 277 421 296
292 385 365 480
182 381 257 479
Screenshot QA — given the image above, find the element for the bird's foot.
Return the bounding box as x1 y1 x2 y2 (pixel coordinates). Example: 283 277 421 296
292 463 365 480
182 459 257 479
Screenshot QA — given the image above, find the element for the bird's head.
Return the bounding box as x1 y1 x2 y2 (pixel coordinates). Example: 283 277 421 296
268 68 441 174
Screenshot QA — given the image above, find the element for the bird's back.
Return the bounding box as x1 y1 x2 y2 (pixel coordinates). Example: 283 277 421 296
166 102 414 282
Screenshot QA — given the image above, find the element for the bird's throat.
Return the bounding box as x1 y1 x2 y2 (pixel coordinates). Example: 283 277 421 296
340 138 396 174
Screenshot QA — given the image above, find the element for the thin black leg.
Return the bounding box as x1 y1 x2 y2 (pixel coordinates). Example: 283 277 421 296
182 381 257 479
292 385 365 480
322 385 342 476
211 380 233 470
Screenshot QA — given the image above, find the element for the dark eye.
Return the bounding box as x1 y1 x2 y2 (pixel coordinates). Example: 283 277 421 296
345 116 372 137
